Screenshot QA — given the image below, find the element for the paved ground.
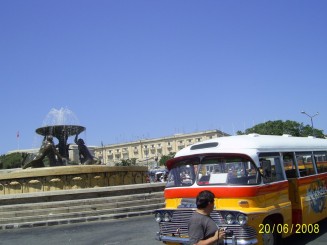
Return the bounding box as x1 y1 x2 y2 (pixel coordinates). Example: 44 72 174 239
0 215 162 245
283 218 327 245
0 215 325 245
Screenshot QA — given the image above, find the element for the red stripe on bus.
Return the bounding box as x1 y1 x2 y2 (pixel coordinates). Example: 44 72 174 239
164 181 289 198
296 172 327 185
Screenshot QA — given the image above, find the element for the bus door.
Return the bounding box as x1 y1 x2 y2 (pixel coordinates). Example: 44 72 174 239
282 152 301 224
258 153 292 228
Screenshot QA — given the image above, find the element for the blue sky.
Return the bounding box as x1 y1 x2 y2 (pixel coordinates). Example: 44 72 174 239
1 1 326 155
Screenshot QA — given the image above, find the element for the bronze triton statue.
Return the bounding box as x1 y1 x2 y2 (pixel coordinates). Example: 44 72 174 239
22 135 65 169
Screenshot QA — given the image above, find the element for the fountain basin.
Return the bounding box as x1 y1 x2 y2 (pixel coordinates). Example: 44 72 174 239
36 125 85 137
0 166 148 195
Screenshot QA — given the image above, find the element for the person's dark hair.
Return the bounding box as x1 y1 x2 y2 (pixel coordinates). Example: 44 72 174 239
196 190 215 209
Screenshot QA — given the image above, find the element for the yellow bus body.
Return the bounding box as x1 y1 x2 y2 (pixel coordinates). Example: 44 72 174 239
154 135 327 245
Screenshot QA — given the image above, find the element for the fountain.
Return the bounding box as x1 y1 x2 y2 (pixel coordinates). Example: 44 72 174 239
37 108 85 159
0 108 148 195
22 108 87 168
36 125 85 159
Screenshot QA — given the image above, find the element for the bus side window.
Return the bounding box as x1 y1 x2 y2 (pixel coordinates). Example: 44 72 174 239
295 152 316 177
314 151 327 173
258 153 284 183
283 153 298 178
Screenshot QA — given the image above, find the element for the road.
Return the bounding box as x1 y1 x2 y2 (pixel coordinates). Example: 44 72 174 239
0 215 162 245
0 215 326 245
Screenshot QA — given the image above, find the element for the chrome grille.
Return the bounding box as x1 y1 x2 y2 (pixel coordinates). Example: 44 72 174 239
159 209 257 239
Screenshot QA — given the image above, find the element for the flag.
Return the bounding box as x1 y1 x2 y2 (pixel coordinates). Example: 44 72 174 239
16 131 20 139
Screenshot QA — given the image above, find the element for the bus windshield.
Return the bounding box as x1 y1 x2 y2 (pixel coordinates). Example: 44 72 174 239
166 156 260 187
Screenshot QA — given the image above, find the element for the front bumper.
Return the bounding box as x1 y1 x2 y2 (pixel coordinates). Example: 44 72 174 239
156 232 258 245
156 233 189 244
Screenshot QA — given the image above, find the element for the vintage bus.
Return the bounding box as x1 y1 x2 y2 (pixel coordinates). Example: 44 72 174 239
154 134 327 245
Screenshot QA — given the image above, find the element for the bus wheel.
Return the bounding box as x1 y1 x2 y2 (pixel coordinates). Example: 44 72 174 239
262 220 281 245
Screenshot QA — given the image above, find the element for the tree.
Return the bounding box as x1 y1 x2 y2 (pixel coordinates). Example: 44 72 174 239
159 152 175 167
236 120 324 138
0 153 24 169
115 158 137 167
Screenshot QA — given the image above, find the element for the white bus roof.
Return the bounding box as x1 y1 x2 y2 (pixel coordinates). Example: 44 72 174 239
175 134 327 158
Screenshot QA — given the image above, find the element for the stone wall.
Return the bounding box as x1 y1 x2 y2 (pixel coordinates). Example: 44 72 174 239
0 166 148 195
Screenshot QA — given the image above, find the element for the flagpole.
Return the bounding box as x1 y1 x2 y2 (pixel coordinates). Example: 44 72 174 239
17 131 20 150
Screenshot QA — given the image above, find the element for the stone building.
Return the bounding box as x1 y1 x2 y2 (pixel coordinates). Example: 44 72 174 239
94 130 227 167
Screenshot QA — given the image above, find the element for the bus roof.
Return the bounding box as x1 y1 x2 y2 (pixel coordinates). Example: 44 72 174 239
175 134 327 158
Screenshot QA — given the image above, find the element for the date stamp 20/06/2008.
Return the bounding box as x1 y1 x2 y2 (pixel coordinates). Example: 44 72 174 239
259 224 319 234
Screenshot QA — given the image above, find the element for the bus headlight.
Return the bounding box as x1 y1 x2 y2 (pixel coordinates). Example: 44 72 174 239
155 212 162 223
163 212 172 222
225 213 235 225
154 211 172 222
237 213 248 225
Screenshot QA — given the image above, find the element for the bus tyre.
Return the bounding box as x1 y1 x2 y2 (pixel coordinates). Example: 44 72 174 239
262 220 282 245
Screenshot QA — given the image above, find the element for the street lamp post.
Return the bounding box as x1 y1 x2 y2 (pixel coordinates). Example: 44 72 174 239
301 111 319 136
